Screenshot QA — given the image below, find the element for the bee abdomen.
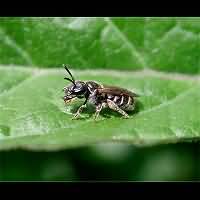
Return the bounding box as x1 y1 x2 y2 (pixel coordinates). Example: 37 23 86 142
121 96 135 111
107 94 135 111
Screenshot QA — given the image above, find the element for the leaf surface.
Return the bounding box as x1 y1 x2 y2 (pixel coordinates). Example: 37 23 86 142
0 66 199 150
0 17 200 73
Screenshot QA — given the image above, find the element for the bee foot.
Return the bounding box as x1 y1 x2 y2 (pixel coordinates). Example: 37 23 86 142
72 114 80 120
124 116 129 119
93 115 98 121
122 115 129 119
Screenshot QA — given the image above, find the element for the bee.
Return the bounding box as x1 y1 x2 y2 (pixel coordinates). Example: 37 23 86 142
63 65 139 120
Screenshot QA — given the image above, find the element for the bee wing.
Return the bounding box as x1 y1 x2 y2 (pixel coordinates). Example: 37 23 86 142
98 85 140 97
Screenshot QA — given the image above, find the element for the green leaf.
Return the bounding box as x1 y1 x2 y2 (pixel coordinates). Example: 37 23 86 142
0 18 200 151
0 17 200 74
0 66 199 150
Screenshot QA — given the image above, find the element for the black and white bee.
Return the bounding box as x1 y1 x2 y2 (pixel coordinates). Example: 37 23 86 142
63 65 139 120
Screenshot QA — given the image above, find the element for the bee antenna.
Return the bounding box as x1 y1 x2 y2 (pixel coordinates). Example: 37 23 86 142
63 64 75 84
64 77 75 85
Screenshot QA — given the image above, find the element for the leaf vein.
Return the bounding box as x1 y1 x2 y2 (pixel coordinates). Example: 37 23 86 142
104 17 147 67
0 27 34 65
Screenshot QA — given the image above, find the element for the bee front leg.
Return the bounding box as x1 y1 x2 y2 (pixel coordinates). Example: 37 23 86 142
72 96 89 120
72 104 87 119
107 99 129 118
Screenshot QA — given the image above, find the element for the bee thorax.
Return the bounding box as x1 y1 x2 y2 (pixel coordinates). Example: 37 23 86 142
88 89 99 105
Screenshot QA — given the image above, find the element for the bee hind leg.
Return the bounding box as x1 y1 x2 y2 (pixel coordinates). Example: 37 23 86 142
107 99 129 118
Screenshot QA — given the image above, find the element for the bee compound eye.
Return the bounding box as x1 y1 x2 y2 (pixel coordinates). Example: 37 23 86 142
74 87 81 93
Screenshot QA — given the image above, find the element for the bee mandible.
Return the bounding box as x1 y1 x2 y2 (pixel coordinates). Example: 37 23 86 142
63 65 139 120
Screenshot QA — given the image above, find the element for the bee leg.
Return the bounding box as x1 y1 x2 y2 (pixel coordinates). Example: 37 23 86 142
72 104 87 119
93 104 103 120
93 103 106 120
107 99 129 118
72 96 89 120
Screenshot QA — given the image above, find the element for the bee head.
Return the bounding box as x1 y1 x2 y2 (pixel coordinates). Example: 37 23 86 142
63 66 87 103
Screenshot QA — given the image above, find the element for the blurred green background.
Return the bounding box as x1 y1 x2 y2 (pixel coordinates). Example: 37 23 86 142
0 17 200 181
0 143 199 181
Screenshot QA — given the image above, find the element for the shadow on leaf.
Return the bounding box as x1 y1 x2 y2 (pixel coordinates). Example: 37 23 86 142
68 100 143 120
